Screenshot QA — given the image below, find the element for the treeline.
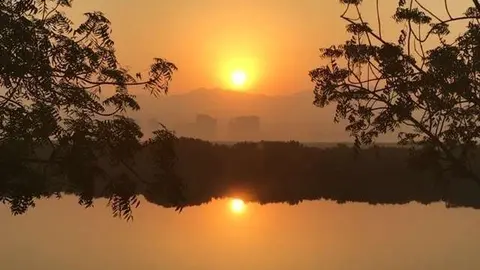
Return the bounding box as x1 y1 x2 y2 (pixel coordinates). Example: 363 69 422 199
142 138 480 209
3 138 480 213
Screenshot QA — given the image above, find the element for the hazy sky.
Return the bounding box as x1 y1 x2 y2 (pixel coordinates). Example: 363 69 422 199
4 2 480 269
67 0 473 95
62 0 476 141
69 0 342 95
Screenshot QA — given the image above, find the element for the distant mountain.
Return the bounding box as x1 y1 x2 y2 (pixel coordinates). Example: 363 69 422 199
128 88 396 142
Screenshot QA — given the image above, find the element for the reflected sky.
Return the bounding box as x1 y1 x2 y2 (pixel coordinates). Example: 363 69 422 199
1 197 480 270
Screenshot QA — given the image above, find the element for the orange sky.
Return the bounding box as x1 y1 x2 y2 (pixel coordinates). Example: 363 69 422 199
61 0 475 142
67 0 471 95
3 2 480 269
67 0 334 95
66 1 473 96
64 1 357 94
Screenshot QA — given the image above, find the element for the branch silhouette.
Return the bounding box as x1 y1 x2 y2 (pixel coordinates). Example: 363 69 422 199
0 0 182 220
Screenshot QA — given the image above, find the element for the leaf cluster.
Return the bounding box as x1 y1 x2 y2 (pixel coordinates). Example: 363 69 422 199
310 0 480 183
0 0 181 220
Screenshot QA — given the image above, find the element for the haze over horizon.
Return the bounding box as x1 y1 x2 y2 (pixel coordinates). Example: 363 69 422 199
130 87 348 142
61 0 472 143
3 0 480 269
128 87 381 142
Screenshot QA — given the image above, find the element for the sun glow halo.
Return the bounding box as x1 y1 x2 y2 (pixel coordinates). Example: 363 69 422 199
219 56 261 91
231 70 247 87
230 198 246 214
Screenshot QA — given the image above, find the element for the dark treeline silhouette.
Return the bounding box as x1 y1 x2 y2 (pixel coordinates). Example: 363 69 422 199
4 0 480 219
55 137 480 210
163 138 480 208
4 137 480 217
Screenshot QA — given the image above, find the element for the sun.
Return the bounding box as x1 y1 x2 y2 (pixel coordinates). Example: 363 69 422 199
230 198 246 214
231 70 247 87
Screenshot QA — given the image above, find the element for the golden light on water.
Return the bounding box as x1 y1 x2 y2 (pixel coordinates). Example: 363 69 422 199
230 198 246 214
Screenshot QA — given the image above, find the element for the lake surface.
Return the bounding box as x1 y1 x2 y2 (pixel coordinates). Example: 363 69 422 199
1 197 480 270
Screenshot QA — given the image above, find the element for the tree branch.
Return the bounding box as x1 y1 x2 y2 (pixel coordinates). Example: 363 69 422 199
376 0 382 39
473 0 480 11
0 83 23 109
415 0 443 22
444 0 453 20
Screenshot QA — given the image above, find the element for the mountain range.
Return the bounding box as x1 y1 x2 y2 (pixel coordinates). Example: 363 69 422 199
129 88 395 142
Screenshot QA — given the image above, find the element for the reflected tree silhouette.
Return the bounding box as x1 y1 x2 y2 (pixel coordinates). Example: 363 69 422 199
3 0 480 221
149 138 480 209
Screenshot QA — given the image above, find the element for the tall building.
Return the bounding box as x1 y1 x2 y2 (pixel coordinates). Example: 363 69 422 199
195 114 217 140
228 115 261 141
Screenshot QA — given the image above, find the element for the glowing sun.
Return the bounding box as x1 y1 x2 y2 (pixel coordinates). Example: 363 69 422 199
230 198 246 214
231 70 247 87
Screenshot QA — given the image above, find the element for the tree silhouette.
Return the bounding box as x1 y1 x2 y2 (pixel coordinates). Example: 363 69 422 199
146 138 480 209
310 0 480 184
0 0 182 220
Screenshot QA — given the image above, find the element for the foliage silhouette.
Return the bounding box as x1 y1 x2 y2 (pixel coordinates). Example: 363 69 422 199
0 0 183 220
11 139 480 212
144 138 480 209
309 0 480 184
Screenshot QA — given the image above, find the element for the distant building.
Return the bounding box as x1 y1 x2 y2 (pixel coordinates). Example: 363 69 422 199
194 114 217 140
228 115 261 141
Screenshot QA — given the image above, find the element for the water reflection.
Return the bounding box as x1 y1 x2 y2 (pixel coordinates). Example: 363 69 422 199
1 197 480 270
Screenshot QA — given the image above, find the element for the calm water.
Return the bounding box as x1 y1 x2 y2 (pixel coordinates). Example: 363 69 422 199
1 197 480 270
